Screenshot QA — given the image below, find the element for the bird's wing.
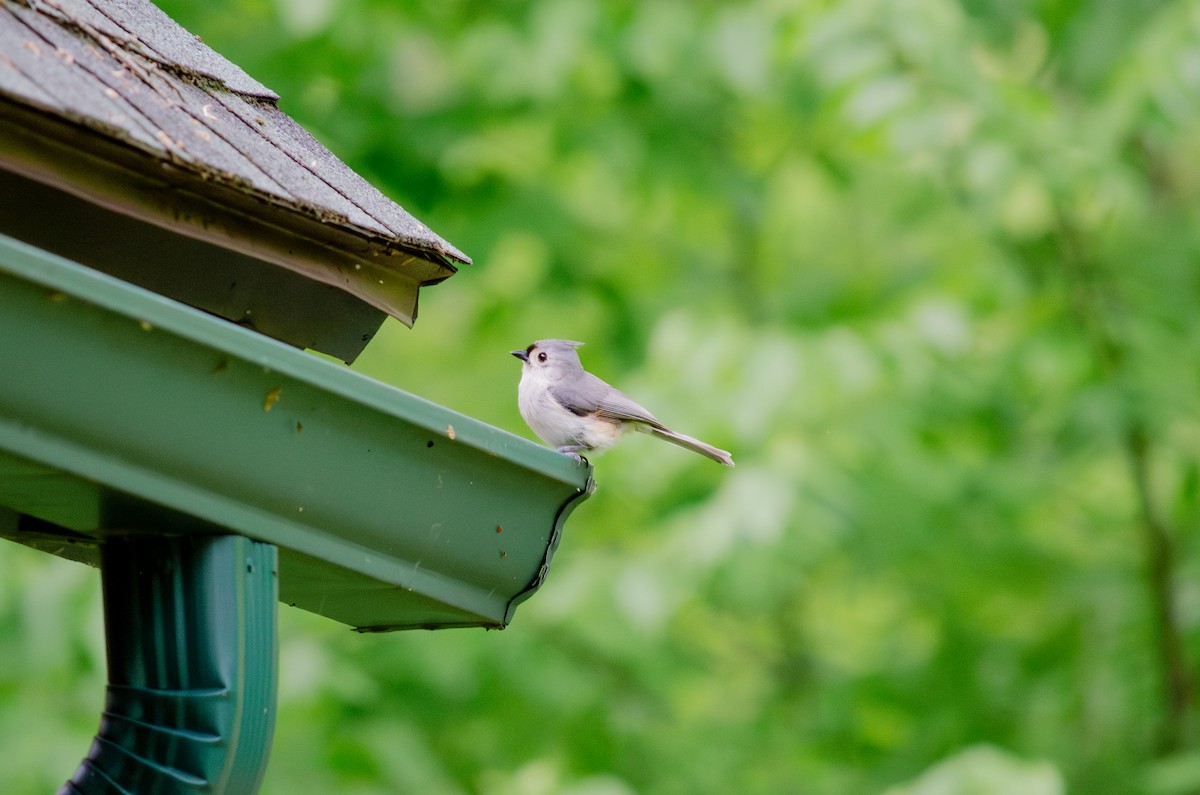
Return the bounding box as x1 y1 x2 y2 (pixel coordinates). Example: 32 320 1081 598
595 387 665 428
548 372 606 416
549 375 663 427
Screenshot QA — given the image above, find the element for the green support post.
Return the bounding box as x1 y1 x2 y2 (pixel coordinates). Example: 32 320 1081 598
61 535 279 794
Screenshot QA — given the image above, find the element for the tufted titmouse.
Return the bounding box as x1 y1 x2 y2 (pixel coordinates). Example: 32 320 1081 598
511 339 734 467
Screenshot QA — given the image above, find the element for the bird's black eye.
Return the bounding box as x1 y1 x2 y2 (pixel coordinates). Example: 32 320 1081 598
537 351 548 363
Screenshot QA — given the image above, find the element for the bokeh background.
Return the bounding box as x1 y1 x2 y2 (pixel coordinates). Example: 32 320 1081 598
4 0 1200 792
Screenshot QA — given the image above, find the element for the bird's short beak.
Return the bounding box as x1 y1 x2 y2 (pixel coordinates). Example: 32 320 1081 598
511 350 529 362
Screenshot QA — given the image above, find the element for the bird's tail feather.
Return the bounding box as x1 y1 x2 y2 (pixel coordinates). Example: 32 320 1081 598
645 426 735 467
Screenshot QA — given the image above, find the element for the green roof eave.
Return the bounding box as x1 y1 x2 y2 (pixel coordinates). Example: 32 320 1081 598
0 232 594 631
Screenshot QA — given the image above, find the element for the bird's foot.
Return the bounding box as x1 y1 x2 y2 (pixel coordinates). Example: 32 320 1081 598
556 446 590 467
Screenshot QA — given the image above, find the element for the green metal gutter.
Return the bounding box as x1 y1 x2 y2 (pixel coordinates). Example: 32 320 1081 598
0 230 594 791
0 231 594 630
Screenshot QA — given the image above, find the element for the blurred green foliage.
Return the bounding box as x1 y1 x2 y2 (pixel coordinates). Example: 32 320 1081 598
4 0 1200 792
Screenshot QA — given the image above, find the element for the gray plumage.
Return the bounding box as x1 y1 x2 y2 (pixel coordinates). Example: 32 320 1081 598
511 339 734 467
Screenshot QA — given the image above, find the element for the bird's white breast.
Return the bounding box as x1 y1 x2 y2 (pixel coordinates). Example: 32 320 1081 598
517 367 625 451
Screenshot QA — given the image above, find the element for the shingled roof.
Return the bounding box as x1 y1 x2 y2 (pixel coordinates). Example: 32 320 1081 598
0 0 470 361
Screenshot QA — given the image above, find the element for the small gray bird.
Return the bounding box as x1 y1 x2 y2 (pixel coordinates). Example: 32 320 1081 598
511 339 734 467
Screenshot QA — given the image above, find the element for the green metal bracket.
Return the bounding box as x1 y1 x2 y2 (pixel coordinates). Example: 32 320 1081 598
61 535 278 795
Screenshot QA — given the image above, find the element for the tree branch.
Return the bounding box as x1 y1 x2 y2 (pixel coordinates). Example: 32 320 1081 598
1125 421 1192 752
1051 210 1194 752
